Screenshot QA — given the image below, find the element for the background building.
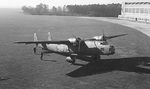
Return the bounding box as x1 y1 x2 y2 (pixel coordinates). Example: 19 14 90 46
118 1 150 23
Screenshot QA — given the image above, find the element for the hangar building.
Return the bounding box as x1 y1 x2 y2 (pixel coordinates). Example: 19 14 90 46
118 1 150 23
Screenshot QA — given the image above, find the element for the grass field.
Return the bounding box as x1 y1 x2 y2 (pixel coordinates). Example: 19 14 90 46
0 9 150 89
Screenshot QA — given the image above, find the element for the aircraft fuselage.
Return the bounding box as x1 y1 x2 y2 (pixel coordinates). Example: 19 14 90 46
41 40 115 56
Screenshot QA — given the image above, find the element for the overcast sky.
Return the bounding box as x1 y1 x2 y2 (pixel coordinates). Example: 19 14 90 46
0 0 149 8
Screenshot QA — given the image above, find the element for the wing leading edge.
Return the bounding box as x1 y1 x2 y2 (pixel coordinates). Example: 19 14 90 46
14 40 71 45
85 33 127 41
106 34 127 40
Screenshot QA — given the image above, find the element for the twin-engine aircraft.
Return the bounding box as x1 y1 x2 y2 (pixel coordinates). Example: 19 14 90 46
15 32 127 64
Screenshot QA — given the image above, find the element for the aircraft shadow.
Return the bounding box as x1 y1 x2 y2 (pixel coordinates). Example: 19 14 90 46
66 57 150 77
42 59 57 62
0 77 10 81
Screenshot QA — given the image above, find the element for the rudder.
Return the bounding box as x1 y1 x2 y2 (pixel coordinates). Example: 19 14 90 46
48 32 52 41
34 33 38 41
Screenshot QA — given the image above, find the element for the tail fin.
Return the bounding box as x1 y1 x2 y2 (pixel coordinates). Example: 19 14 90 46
34 33 38 41
48 32 52 41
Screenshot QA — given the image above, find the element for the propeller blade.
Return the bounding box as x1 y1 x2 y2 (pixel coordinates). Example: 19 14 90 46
71 35 82 52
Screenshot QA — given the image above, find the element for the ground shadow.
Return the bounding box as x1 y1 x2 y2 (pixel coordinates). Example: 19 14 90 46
42 60 57 62
0 77 10 81
66 57 150 77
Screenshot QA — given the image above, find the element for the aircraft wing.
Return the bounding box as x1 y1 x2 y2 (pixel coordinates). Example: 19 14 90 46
85 34 127 41
106 34 127 39
14 40 71 45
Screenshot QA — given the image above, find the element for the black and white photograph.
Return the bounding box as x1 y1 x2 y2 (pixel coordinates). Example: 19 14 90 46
0 0 150 89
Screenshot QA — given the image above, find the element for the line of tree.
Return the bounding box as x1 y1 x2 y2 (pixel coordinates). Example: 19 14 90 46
22 3 50 15
22 3 68 15
67 4 121 17
22 3 121 17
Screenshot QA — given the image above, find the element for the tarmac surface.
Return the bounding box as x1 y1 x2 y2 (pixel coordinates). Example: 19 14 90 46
0 9 150 89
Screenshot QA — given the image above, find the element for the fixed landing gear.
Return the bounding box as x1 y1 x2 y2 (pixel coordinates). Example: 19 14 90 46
70 58 75 64
40 52 44 60
70 55 77 64
33 47 36 54
33 47 43 60
40 51 52 61
33 47 48 61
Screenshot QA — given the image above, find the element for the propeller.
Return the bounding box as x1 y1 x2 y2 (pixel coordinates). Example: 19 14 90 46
72 34 82 52
76 38 82 52
75 37 82 52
